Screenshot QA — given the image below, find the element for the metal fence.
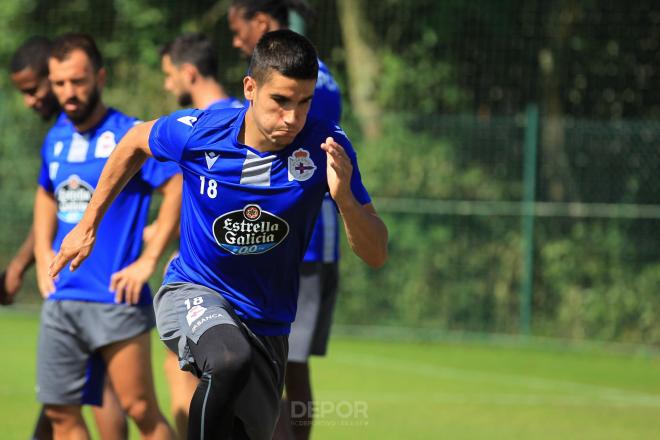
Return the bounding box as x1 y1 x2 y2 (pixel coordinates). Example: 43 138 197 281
1 0 660 344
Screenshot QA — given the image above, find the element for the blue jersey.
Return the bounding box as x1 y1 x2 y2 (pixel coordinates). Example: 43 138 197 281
206 97 244 111
309 60 341 125
38 108 180 305
304 59 342 263
148 106 370 335
54 111 68 126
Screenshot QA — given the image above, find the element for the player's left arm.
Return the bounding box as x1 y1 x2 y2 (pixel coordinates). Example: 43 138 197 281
322 137 388 268
109 173 182 304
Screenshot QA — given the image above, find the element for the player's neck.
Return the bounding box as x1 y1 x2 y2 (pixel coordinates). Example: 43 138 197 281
194 79 229 110
242 107 283 153
73 102 108 133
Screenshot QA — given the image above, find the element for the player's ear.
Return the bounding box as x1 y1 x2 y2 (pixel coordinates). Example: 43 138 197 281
96 68 107 89
244 76 257 101
182 63 197 85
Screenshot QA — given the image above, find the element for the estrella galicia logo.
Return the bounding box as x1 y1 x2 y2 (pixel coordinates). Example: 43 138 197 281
55 175 94 224
212 204 289 255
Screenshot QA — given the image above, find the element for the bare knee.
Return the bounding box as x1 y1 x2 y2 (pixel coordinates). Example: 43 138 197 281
44 405 88 438
44 404 80 424
164 351 180 378
123 397 151 424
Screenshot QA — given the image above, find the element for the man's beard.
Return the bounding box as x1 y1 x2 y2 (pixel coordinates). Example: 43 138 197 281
39 92 61 122
63 87 101 124
177 92 192 107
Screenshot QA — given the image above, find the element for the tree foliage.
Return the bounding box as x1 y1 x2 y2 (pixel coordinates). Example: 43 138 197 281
1 0 660 344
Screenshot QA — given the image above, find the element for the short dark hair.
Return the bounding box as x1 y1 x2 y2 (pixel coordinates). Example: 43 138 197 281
10 36 52 77
230 0 314 28
249 30 318 83
50 33 103 71
160 33 218 79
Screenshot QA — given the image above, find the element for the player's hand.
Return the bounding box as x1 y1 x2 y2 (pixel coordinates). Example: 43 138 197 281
49 222 97 278
321 137 353 205
5 260 25 297
110 256 157 305
36 249 57 299
0 261 25 305
0 271 11 305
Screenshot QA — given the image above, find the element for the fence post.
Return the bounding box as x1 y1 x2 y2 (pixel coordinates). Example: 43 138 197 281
520 103 539 335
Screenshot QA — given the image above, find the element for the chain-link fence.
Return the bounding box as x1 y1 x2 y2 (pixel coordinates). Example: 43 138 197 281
1 0 660 345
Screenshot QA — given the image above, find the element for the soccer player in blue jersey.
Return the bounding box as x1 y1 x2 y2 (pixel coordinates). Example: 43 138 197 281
51 30 388 440
160 33 244 111
227 2 344 437
33 33 177 439
157 32 245 439
6 36 129 440
3 36 60 306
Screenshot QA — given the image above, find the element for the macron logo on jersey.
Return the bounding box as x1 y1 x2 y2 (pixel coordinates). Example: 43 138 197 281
205 152 219 170
177 116 198 127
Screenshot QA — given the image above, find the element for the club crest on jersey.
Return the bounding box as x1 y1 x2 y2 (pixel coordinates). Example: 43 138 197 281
212 204 289 255
288 148 316 182
55 175 94 224
95 131 116 158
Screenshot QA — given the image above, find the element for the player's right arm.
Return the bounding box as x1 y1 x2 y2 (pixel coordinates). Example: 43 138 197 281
50 109 198 278
0 225 35 304
49 120 157 277
33 188 57 298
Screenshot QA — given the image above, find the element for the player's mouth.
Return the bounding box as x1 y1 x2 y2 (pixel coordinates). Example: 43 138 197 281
64 100 81 112
276 126 301 136
275 132 297 142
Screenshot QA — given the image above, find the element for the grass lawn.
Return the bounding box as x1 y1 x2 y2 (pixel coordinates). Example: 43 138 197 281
2 308 659 439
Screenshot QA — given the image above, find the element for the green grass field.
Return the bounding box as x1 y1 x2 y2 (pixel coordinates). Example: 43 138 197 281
2 308 660 439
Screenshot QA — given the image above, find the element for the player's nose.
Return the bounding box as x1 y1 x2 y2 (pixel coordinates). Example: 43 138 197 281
60 82 76 99
282 108 299 126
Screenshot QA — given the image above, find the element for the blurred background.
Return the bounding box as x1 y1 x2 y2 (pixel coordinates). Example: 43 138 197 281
2 0 660 347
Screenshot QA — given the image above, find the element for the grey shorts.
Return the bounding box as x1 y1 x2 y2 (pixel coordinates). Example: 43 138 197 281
37 299 155 406
288 262 339 362
154 282 288 440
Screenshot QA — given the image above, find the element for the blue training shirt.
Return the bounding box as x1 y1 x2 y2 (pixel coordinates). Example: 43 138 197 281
308 60 341 125
148 106 370 335
38 108 180 305
206 97 244 111
303 59 342 263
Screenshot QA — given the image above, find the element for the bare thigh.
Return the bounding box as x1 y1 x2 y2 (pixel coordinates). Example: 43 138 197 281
100 332 158 409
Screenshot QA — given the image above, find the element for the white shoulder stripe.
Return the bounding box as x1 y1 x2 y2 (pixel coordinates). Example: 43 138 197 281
177 116 198 127
240 151 274 187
